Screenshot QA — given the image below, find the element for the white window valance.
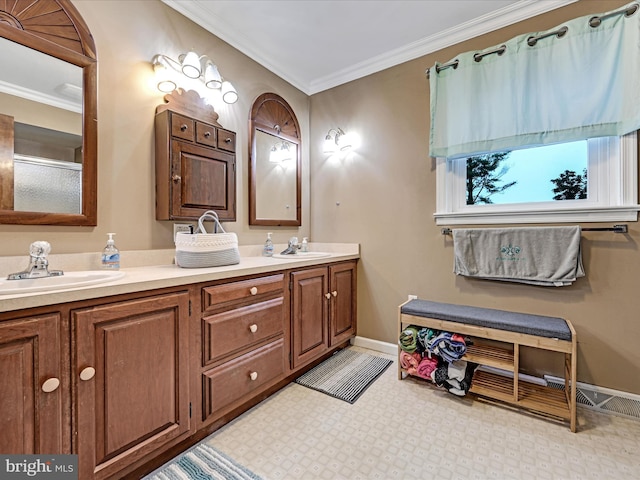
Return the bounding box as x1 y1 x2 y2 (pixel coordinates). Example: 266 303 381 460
429 2 640 159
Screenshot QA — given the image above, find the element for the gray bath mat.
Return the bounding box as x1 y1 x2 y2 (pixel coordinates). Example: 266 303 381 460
295 349 392 404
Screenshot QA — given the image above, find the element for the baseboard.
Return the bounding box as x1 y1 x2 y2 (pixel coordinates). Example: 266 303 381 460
351 336 398 356
352 336 640 422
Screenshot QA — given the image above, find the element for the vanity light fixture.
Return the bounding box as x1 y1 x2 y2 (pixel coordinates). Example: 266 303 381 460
151 51 238 104
323 127 357 154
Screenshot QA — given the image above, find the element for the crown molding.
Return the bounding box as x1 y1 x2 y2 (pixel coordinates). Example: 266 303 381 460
162 0 578 96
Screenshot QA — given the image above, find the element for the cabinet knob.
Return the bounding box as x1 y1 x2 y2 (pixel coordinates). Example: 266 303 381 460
249 371 258 381
204 131 211 138
325 292 331 299
180 124 188 132
172 174 181 183
224 137 232 143
332 291 338 297
249 286 258 295
79 367 96 381
249 324 258 333
41 377 60 393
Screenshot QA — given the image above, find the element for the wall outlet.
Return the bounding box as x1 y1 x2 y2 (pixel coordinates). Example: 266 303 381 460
408 294 418 301
173 223 193 242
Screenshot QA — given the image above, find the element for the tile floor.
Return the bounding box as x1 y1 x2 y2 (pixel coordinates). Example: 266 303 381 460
206 347 640 479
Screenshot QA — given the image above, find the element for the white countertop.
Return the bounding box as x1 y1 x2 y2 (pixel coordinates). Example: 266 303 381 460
0 243 359 312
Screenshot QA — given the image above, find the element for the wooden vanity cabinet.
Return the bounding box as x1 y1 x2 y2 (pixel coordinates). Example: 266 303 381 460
72 290 191 480
0 311 67 455
0 258 357 479
291 261 357 369
155 90 237 222
198 274 288 427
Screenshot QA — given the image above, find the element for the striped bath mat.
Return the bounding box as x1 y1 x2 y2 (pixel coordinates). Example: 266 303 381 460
144 443 262 480
295 349 393 404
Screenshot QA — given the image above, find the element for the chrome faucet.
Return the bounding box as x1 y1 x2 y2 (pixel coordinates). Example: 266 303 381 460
7 241 64 280
280 236 300 255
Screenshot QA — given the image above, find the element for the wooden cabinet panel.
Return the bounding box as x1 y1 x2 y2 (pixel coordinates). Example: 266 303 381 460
291 267 329 369
74 292 191 480
203 297 284 365
196 121 216 147
329 262 357 346
202 339 285 419
291 261 357 368
216 128 236 152
156 108 236 221
170 113 194 141
202 273 284 311
0 313 64 454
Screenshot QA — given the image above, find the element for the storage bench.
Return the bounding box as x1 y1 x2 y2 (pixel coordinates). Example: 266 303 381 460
398 299 577 432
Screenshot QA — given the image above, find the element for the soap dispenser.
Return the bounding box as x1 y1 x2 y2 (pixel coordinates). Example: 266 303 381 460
263 232 274 257
301 237 309 252
101 233 120 270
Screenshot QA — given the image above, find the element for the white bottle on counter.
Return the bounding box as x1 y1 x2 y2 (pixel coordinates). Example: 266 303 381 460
301 237 309 252
263 232 274 257
101 233 120 269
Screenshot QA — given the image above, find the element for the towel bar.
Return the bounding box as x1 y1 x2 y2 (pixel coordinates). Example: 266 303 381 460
441 224 628 235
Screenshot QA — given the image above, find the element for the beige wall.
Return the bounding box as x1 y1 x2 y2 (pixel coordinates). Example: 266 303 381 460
310 0 640 394
0 0 310 255
1 0 638 394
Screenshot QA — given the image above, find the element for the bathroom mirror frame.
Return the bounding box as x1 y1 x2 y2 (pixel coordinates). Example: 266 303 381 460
249 92 301 226
0 0 97 226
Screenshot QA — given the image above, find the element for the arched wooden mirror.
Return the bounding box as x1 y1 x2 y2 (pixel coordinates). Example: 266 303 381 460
249 93 301 226
0 0 97 225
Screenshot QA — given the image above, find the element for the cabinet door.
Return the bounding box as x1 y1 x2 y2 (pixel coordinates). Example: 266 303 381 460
74 292 191 480
291 267 329 369
171 141 236 220
0 313 64 454
329 262 357 346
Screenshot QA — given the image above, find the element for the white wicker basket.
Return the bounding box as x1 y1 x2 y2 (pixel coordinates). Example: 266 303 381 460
175 211 240 268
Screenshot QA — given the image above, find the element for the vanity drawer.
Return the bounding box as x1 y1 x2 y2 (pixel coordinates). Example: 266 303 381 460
202 274 284 311
203 296 284 365
202 338 285 419
216 128 236 152
171 113 195 141
196 121 217 147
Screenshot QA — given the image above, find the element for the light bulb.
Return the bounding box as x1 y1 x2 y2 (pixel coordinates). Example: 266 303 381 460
221 81 238 104
181 51 201 78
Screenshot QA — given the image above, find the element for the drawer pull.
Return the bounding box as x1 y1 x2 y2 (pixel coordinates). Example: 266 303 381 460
332 291 338 297
180 124 188 132
249 371 258 381
42 377 60 393
250 286 258 295
204 131 211 138
249 324 258 333
172 174 181 183
79 367 96 381
225 137 232 143
325 292 331 299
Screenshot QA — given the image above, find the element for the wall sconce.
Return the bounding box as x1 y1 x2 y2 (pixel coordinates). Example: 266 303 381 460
151 51 238 104
270 141 293 163
323 128 358 154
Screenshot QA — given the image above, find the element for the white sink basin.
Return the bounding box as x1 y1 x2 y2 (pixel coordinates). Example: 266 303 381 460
272 252 332 259
0 270 125 295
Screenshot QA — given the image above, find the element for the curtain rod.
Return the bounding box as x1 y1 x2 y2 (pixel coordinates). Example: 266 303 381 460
425 2 639 79
440 225 629 235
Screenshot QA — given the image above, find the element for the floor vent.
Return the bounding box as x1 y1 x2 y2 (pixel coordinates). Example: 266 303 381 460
545 375 640 421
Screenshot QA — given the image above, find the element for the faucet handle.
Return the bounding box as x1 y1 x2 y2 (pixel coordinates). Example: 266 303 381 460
30 241 51 257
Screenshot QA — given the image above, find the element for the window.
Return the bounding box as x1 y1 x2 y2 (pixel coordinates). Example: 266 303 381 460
435 132 639 225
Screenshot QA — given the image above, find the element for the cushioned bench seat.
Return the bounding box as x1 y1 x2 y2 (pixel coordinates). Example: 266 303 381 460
401 299 571 341
398 298 578 432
